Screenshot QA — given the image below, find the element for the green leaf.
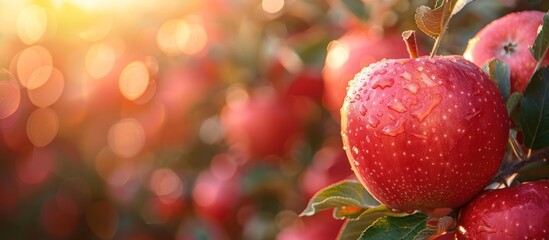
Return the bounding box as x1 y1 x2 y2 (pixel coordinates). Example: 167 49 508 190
300 180 380 219
529 12 549 62
507 92 523 115
413 228 437 240
338 206 411 240
338 213 386 240
342 0 369 21
359 214 428 240
520 67 549 149
482 58 511 101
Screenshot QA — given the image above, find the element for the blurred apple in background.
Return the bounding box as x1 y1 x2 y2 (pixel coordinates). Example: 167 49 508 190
220 91 302 160
299 142 352 198
322 30 411 120
276 210 343 240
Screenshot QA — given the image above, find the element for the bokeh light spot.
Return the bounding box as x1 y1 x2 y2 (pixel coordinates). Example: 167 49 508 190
27 107 59 147
85 43 116 79
325 40 349 69
16 45 53 89
149 168 183 204
28 67 65 108
119 61 149 101
156 17 208 56
16 4 47 45
108 118 145 158
0 78 21 119
262 0 285 14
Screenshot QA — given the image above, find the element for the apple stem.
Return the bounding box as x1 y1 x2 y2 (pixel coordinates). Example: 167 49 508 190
429 26 447 58
493 148 549 184
402 30 419 58
508 137 525 160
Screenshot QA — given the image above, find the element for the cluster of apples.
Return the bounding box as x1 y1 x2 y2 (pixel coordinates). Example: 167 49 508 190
335 11 549 239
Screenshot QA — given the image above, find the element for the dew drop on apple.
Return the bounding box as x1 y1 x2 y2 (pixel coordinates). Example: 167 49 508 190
381 119 405 137
365 135 370 143
417 66 424 72
367 115 380 128
371 78 394 89
359 104 367 116
353 160 360 166
352 146 359 154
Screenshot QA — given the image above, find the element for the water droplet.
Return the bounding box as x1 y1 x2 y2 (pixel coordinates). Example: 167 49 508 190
359 104 367 116
381 119 406 137
420 73 436 87
402 83 419 95
367 115 380 128
399 71 412 81
352 146 359 154
366 135 371 143
387 99 407 113
428 59 436 64
450 57 457 63
417 66 424 72
372 77 394 89
411 94 442 122
466 108 482 121
354 160 360 166
341 131 347 138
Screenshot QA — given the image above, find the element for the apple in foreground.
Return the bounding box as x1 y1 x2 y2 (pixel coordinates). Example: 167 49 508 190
322 30 410 120
464 11 549 93
341 56 509 211
457 180 549 239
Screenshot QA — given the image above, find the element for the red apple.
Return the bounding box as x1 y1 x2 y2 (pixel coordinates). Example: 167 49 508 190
322 30 411 120
192 169 240 223
276 210 343 240
220 94 301 159
341 56 509 211
464 11 549 93
457 180 549 239
299 144 353 198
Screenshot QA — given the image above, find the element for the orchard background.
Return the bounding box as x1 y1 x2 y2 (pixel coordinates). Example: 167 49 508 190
0 0 548 239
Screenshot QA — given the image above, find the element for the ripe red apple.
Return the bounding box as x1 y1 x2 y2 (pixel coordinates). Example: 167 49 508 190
457 180 549 239
322 30 411 120
341 56 509 211
220 94 301 159
299 144 353 198
464 11 549 93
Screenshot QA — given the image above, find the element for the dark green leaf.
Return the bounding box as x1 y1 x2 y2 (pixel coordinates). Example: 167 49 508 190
338 206 411 240
300 180 380 218
359 214 428 240
342 0 369 21
483 58 511 101
529 12 549 62
507 92 523 115
520 67 549 149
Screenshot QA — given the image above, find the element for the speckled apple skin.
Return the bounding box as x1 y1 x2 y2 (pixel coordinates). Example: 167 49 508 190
341 56 509 211
457 180 549 240
464 11 549 93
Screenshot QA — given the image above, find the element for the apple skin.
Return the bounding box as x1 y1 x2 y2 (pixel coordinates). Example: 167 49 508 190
220 95 300 159
322 30 411 120
464 11 549 93
341 56 509 211
457 180 549 239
